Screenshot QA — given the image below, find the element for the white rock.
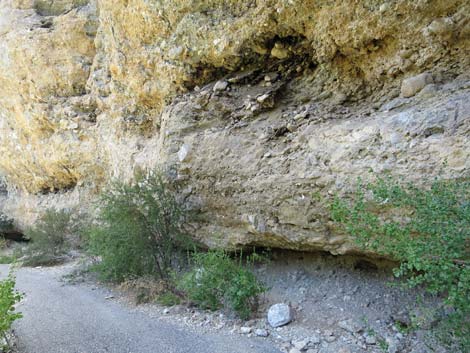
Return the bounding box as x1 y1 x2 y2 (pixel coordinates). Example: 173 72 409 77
168 46 183 59
240 326 252 334
178 143 192 162
365 335 377 345
267 303 293 327
254 328 269 337
401 73 434 98
213 80 228 92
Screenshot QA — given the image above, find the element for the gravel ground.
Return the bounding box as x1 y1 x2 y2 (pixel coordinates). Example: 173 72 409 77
0 264 281 353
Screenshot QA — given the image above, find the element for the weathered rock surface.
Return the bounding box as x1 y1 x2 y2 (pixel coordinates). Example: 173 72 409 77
0 0 469 254
267 303 293 327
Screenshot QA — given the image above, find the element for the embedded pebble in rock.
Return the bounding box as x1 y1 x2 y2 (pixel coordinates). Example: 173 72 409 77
213 80 229 92
177 144 192 163
401 73 434 97
254 328 269 337
271 43 289 59
267 303 293 327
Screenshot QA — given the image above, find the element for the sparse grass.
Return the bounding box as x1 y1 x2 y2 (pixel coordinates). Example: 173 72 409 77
377 338 389 352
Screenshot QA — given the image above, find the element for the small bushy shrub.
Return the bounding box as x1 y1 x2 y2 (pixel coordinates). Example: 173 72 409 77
86 171 191 282
330 176 470 350
22 209 75 266
177 251 266 320
156 291 181 306
0 274 22 350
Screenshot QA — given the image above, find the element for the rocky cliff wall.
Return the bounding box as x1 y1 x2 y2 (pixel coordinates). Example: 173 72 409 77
0 0 469 254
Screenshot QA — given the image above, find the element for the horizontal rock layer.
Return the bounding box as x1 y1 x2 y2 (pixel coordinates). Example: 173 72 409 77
0 0 469 253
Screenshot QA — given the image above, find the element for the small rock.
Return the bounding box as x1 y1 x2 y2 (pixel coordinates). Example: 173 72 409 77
289 349 302 353
365 335 376 345
257 93 270 103
178 143 192 163
254 328 269 337
417 83 438 97
271 42 289 59
401 73 433 98
168 46 183 59
338 319 364 333
293 338 310 350
240 326 252 334
324 335 336 343
213 80 228 92
267 303 293 327
162 308 170 314
310 334 320 345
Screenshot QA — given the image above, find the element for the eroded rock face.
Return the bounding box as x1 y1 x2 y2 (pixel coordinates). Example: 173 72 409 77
0 0 469 254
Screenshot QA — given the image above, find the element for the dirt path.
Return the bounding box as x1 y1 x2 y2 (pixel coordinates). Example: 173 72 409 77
1 264 281 353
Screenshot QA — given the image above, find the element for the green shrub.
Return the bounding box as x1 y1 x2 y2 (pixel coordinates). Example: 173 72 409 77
0 274 22 350
0 214 14 235
330 176 470 350
86 171 191 282
156 291 181 306
22 209 75 266
177 251 266 320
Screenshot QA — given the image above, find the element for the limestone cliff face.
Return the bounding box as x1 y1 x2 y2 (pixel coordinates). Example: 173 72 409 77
0 0 469 253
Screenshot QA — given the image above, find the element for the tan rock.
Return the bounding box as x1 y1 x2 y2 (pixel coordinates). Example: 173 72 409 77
401 73 434 98
0 0 469 255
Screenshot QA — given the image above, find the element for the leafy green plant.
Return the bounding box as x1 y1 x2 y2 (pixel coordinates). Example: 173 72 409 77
177 250 266 320
156 291 181 306
0 274 22 350
330 176 470 350
86 171 191 282
22 209 75 266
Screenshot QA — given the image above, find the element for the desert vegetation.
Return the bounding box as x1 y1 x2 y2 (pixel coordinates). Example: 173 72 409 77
330 176 470 350
84 170 266 319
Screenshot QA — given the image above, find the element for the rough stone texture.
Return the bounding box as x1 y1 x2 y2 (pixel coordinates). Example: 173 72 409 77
401 73 434 97
0 0 469 254
267 303 293 327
